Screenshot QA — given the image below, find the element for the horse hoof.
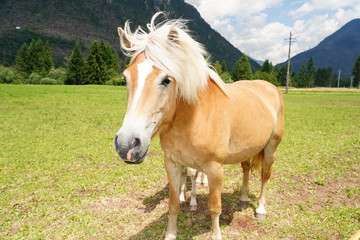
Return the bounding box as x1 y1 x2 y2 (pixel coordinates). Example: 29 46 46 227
239 201 249 210
190 205 197 211
209 234 222 240
165 233 176 240
255 212 266 220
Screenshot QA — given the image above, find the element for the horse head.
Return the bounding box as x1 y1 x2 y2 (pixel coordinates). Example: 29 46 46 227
114 13 226 164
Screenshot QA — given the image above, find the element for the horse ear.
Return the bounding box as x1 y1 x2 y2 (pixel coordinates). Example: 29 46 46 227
168 27 179 43
118 27 132 49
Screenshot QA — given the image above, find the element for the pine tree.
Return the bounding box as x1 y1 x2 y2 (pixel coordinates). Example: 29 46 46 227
295 65 307 87
274 64 288 86
213 61 223 74
86 41 109 84
305 57 315 87
254 60 279 85
254 71 279 86
352 54 360 88
221 60 228 73
324 67 334 87
15 39 54 77
315 67 333 87
65 43 86 85
99 41 112 68
28 40 45 75
26 39 54 76
111 51 121 73
42 41 54 74
212 60 232 83
232 54 253 81
261 59 273 73
99 41 121 72
15 43 31 77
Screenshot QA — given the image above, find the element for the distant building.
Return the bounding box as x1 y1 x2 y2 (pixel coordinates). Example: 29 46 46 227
16 26 21 30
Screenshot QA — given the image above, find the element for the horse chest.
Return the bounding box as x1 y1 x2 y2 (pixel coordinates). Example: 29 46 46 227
168 150 201 170
160 133 214 170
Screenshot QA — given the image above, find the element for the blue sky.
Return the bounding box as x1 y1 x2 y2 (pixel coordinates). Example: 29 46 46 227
184 0 360 64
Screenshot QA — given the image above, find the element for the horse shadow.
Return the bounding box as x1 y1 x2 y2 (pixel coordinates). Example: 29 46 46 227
143 184 169 213
129 179 257 240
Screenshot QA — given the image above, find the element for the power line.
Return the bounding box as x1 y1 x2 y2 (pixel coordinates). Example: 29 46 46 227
285 31 296 93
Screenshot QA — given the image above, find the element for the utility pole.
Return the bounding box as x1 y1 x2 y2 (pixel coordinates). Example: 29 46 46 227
285 31 296 94
337 69 341 88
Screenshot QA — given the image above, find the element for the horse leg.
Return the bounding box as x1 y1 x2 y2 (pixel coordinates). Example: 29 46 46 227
256 93 284 219
179 167 187 204
240 159 251 209
196 171 208 187
203 173 208 186
206 164 223 240
255 153 274 219
165 159 183 240
198 171 208 187
255 134 281 219
188 168 198 211
195 170 202 184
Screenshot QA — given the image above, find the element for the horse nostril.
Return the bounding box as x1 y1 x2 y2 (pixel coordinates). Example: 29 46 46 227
132 138 141 148
114 135 119 149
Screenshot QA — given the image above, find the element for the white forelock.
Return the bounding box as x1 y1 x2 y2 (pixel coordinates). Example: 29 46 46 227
119 12 227 103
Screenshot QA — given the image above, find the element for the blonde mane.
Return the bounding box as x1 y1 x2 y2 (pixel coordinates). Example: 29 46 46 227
119 12 227 103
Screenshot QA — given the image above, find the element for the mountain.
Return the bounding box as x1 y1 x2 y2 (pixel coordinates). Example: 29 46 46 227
0 0 260 71
279 18 360 78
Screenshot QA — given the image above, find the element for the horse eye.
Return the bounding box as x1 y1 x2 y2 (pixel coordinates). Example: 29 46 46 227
161 78 171 87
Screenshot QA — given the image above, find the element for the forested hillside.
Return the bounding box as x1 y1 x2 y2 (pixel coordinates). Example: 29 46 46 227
0 0 260 71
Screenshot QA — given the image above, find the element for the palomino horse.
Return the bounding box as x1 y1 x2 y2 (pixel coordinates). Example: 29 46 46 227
114 13 284 240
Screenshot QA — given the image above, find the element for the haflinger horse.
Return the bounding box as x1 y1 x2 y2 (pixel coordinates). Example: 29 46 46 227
114 12 284 240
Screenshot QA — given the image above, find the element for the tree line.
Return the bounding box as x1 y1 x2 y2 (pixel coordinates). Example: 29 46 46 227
216 54 360 88
0 39 123 85
1 40 359 88
65 42 120 85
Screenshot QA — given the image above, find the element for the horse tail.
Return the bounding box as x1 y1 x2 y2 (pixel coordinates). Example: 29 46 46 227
251 150 264 174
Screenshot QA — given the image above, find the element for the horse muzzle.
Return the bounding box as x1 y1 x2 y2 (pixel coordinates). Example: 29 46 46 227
114 135 149 164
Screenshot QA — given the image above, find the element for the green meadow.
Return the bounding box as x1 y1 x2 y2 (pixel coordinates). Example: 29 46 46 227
0 84 359 239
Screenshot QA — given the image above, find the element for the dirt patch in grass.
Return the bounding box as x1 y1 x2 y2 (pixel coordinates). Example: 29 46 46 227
274 150 359 210
229 214 266 235
299 175 358 211
274 167 359 212
87 195 146 215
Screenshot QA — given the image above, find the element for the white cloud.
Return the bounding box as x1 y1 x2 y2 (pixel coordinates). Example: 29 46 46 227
185 0 360 64
289 0 359 18
229 22 292 63
334 4 360 23
186 0 282 24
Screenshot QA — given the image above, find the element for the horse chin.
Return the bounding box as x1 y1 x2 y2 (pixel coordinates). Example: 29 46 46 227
123 148 148 164
124 159 144 164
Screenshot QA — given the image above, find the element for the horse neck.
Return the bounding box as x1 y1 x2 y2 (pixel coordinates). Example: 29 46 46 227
172 78 225 127
158 77 227 152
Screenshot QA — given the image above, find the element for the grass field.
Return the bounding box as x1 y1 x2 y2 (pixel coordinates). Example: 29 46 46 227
0 84 359 240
